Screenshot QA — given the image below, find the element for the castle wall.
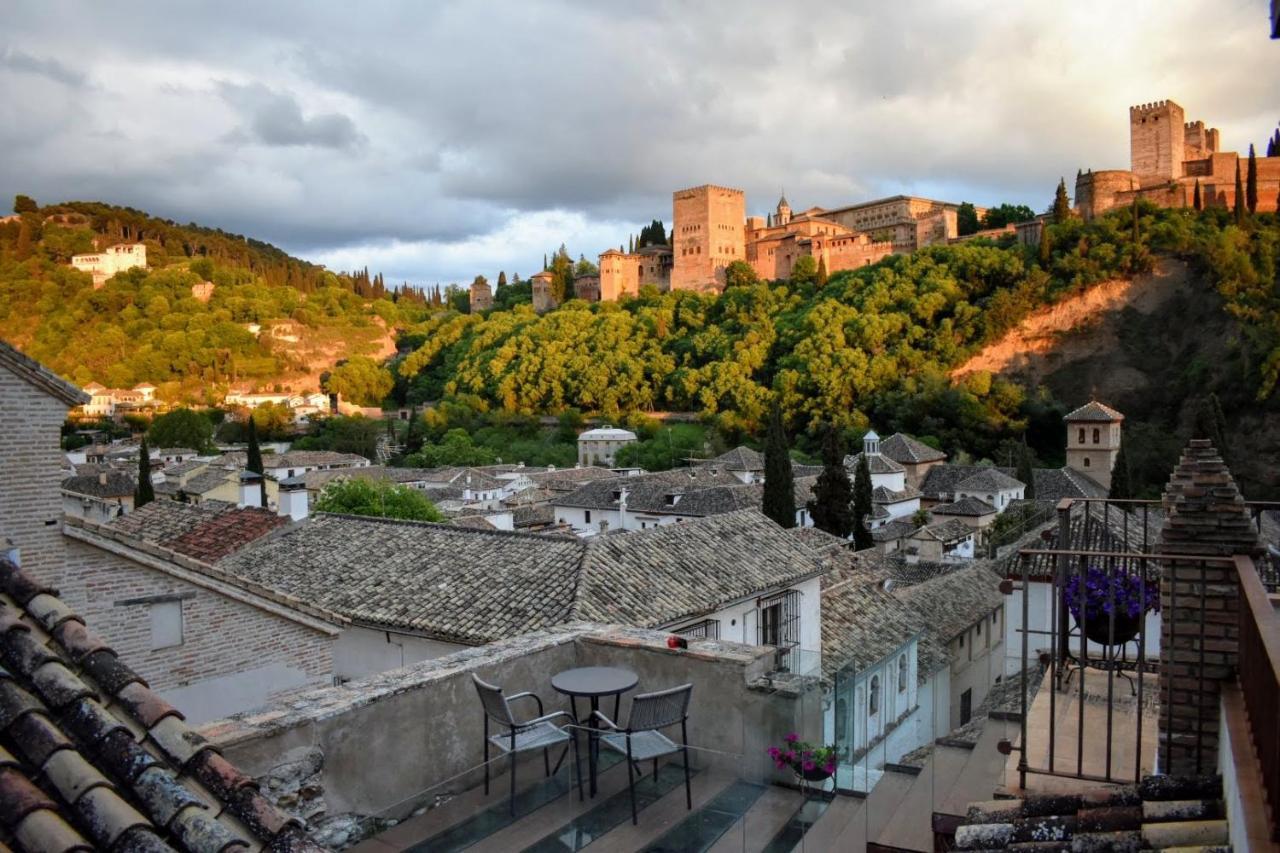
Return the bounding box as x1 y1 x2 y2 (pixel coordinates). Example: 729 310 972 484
1130 100 1186 185
671 185 745 292
810 233 893 275
574 274 601 302
598 250 640 301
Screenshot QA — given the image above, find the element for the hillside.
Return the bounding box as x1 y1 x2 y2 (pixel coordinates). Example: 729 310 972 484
393 205 1280 494
0 199 426 401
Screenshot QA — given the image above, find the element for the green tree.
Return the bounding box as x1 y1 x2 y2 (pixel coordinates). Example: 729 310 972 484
13 195 37 214
1193 179 1202 211
496 270 507 290
815 256 829 287
808 425 853 538
323 356 394 406
790 255 818 286
1109 439 1132 499
956 202 981 236
313 477 444 521
14 221 33 260
852 454 874 550
1052 179 1071 224
246 415 266 507
762 403 795 528
724 260 760 289
135 439 154 508
1234 161 1245 225
1131 198 1140 244
1246 144 1258 214
405 428 499 467
1016 442 1035 499
1037 226 1052 269
983 203 1037 229
149 408 214 452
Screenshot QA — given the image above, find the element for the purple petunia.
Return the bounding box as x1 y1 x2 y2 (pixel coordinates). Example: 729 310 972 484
1064 564 1160 622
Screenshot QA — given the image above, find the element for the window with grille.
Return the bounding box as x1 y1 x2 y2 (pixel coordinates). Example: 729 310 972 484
756 589 801 652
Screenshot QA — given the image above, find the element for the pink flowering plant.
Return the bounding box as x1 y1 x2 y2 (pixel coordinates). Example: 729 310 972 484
766 732 838 778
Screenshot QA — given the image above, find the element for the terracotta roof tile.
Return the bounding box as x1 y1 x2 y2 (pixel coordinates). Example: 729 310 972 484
0 558 328 851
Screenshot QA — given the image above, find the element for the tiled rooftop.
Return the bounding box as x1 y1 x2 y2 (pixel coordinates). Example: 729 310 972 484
1063 399 1125 422
878 432 948 464
103 501 288 563
215 509 825 645
0 557 323 852
892 564 1003 644
843 451 905 476
61 471 136 499
932 496 998 517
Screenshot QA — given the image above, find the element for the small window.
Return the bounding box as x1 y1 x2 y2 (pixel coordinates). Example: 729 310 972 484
959 633 965 649
869 675 880 716
1092 428 1100 444
584 510 591 524
898 655 907 692
1078 428 1085 443
150 601 184 650
1084 457 1091 468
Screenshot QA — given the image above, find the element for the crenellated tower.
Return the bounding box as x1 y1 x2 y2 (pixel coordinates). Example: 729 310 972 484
1129 100 1185 185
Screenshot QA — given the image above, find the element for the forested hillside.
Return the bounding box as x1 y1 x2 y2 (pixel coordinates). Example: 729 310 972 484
0 199 430 401
395 204 1280 479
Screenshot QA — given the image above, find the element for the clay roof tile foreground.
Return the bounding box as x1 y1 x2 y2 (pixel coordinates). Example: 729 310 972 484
0 557 328 852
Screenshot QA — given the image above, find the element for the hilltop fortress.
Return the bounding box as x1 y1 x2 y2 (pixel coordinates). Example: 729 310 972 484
561 187 979 304
1076 99 1280 219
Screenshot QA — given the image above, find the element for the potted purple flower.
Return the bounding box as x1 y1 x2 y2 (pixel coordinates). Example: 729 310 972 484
1063 564 1160 646
767 733 838 782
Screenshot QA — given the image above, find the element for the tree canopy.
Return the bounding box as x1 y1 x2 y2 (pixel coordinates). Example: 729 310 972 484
148 408 215 452
313 477 444 522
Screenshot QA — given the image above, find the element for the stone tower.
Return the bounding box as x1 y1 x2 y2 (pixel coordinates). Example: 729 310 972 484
1130 100 1185 185
775 192 792 226
1064 400 1124 490
670 185 745 292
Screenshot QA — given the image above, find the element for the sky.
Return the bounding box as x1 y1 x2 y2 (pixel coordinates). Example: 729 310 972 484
1 1 1275 286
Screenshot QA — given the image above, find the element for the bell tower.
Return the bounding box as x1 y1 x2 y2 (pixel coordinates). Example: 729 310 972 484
1064 400 1124 490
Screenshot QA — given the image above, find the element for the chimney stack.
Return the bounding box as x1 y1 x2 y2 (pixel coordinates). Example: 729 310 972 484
238 470 264 509
278 477 309 522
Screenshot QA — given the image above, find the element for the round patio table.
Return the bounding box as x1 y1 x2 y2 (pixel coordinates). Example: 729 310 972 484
552 666 638 797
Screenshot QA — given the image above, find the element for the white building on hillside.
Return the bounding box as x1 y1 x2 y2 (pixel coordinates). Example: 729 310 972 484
71 243 146 287
576 425 637 466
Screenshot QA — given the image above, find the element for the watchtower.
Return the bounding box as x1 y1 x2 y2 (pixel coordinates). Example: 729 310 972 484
670 185 745 292
1130 100 1185 185
1064 400 1124 491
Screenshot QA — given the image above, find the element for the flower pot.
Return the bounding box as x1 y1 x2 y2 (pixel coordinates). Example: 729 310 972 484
1077 611 1142 646
793 764 834 782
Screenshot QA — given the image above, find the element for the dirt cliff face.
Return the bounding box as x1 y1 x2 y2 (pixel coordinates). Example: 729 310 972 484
953 258 1280 498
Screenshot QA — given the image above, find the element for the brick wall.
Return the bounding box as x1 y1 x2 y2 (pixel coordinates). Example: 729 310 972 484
59 536 334 709
1157 439 1260 775
0 365 71 579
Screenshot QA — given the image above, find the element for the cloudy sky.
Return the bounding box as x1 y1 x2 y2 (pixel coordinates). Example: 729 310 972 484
1 1 1275 285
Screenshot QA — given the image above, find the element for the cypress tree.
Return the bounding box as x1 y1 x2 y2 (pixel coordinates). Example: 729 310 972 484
808 425 853 538
1193 179 1202 211
1016 442 1036 500
1131 198 1140 244
1037 226 1052 269
135 439 154 508
246 415 266 507
1108 440 1132 500
1052 178 1071 224
1210 393 1229 465
1234 162 1245 225
761 403 796 529
852 454 874 550
815 256 828 287
1246 144 1258 214
497 270 507 290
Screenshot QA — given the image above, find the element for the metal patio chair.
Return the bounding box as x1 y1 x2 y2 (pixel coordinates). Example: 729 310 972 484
472 674 582 814
592 683 693 825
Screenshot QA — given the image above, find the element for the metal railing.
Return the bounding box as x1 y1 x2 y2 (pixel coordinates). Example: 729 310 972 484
1236 553 1280 840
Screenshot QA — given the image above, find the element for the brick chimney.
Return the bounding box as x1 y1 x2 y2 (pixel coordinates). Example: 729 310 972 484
1156 439 1260 775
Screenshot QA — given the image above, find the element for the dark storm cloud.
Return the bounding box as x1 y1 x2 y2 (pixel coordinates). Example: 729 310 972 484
0 1 1273 282
217 82 364 150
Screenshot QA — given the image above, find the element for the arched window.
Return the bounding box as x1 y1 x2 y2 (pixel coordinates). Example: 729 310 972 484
869 675 880 716
1084 457 1091 468
898 655 907 692
1078 427 1086 443
1093 428 1101 444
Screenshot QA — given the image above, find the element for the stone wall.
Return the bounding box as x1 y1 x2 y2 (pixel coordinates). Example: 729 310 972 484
1130 100 1186 184
0 363 72 579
